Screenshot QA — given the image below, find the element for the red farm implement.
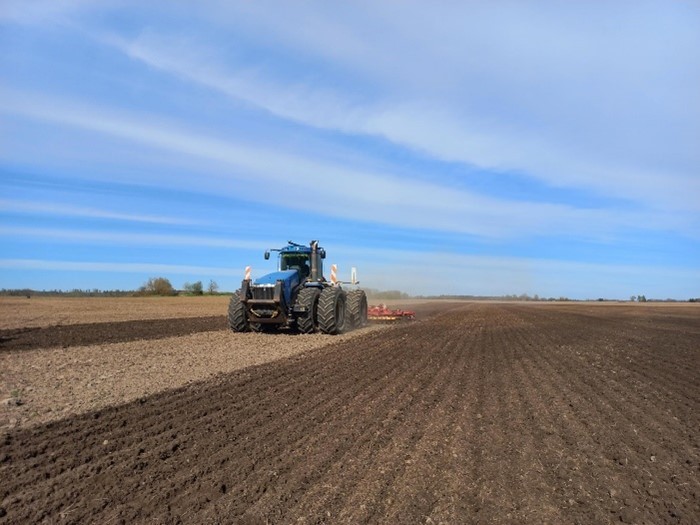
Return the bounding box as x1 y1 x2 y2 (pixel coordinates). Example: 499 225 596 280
367 304 416 323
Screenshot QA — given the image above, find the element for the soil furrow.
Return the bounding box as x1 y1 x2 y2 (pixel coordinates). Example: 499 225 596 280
529 332 700 519
217 328 444 522
326 327 467 524
515 326 619 523
515 309 698 522
371 327 476 523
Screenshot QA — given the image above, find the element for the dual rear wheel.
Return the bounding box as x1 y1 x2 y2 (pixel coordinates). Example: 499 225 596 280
346 289 368 329
317 287 346 335
296 287 367 334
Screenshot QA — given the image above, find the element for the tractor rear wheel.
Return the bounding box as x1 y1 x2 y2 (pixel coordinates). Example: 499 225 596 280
318 287 347 335
227 292 249 332
295 287 320 334
346 289 368 329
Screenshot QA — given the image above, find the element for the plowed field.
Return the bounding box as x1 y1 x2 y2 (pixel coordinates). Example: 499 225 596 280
1 302 698 524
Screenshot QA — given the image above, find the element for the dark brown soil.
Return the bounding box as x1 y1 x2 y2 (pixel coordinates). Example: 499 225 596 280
0 316 227 352
1 303 698 524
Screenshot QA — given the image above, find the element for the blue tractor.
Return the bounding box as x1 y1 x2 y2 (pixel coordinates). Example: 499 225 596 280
228 240 368 334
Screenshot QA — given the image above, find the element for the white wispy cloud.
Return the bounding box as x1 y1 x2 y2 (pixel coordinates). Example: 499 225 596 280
94 30 365 133
0 199 206 226
0 258 244 276
0 226 271 250
87 3 700 213
1 89 692 240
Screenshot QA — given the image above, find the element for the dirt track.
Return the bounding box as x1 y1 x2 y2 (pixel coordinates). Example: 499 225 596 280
1 303 698 524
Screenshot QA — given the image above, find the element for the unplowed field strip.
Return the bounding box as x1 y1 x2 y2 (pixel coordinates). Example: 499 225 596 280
1 303 698 524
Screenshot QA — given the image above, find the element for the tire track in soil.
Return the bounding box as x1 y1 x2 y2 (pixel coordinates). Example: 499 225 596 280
1 304 698 524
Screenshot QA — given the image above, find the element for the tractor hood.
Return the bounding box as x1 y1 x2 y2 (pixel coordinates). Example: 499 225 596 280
254 269 298 286
253 270 299 305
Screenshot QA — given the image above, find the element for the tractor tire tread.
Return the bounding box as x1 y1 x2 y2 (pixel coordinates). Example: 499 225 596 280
228 292 249 332
318 287 346 335
295 287 320 334
346 289 368 330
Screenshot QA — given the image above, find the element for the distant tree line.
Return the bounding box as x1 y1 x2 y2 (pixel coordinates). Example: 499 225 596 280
0 288 134 297
1 277 223 297
1 282 697 302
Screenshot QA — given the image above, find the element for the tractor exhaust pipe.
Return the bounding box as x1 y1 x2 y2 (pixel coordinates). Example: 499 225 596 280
310 240 319 281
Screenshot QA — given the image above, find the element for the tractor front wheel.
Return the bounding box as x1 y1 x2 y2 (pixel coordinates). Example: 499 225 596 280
228 292 249 332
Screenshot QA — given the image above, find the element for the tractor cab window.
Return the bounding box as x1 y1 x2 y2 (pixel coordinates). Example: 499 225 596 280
280 253 310 279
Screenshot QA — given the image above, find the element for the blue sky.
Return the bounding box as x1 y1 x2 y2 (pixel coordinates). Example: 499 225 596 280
1 1 698 299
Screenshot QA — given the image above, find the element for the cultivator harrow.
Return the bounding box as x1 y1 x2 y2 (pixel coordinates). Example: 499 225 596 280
367 304 416 323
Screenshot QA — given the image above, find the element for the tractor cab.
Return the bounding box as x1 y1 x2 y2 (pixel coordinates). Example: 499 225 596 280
280 253 311 281
267 240 326 283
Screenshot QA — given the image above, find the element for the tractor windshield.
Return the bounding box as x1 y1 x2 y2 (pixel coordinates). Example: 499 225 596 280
280 253 311 279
